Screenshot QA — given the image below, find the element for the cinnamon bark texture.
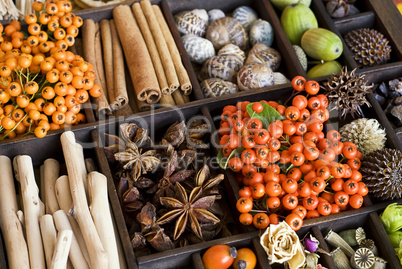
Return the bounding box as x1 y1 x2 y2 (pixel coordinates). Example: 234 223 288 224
132 3 170 96
153 4 192 94
0 156 29 269
110 19 129 110
141 0 180 92
60 131 108 268
82 19 111 116
113 5 161 104
14 155 46 269
100 19 115 108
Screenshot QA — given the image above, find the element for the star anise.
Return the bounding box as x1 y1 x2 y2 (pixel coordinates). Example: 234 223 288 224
156 182 220 240
186 165 224 198
163 121 186 148
114 142 161 182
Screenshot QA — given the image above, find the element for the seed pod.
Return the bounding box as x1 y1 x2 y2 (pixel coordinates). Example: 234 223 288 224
325 230 355 258
359 239 378 256
350 248 375 269
331 247 352 269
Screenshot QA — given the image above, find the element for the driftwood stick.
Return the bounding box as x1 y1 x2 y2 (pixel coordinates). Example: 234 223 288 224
141 0 179 92
55 175 91 266
51 230 73 269
14 155 46 269
89 172 120 268
60 131 108 268
153 4 192 94
40 164 46 205
44 158 60 214
40 214 58 269
53 210 90 269
0 156 29 269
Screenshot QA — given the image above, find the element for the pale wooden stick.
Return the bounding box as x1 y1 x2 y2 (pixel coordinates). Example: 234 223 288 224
60 131 108 268
55 175 91 267
51 230 73 269
40 164 46 205
153 5 192 94
0 156 30 269
75 143 89 201
14 155 46 269
40 214 58 269
82 19 111 117
110 19 129 110
53 210 90 269
100 19 115 108
141 0 180 92
132 3 170 95
44 158 60 214
89 172 120 268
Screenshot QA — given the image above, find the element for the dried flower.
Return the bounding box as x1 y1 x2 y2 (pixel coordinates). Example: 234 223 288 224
304 235 319 253
340 118 386 156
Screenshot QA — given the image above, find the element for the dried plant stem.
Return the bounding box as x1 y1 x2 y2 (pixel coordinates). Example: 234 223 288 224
14 155 46 269
40 214 58 269
53 210 90 269
51 230 73 269
61 131 108 268
44 158 60 214
0 156 29 269
89 172 120 268
55 175 91 266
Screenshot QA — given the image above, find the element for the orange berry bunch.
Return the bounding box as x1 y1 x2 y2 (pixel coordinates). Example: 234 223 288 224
0 0 102 139
218 76 368 231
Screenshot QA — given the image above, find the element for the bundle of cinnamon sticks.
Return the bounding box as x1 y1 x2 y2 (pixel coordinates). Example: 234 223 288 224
0 131 126 269
79 0 192 116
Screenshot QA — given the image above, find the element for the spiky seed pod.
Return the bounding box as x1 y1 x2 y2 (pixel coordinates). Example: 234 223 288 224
344 28 391 67
350 248 375 269
339 118 386 156
322 67 373 119
361 148 402 200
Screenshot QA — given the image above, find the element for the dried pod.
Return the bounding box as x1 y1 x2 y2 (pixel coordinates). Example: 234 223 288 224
131 232 147 248
325 230 355 258
339 229 358 247
350 248 375 269
245 43 281 71
175 9 208 37
182 34 215 64
293 45 308 71
359 239 378 256
273 72 289 85
201 78 239 98
355 227 366 245
237 64 274 91
217 44 246 63
232 6 258 31
250 19 274 47
146 227 175 252
199 55 244 83
331 247 352 269
372 257 387 269
206 17 249 51
163 121 186 148
208 9 225 22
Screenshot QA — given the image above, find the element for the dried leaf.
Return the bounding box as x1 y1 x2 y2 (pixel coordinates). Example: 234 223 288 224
147 228 174 252
192 208 220 224
160 197 184 209
170 170 195 183
191 196 216 210
173 211 188 240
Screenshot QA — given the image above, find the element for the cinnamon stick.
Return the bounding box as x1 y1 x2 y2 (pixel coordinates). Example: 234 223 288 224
51 230 73 269
160 93 176 107
141 0 179 93
113 5 161 104
40 214 58 269
153 4 192 94
88 172 120 268
132 3 169 95
60 131 108 268
95 22 108 101
44 158 60 214
0 156 30 269
82 19 111 117
100 19 115 108
110 19 129 111
172 89 186 105
55 176 90 268
14 155 46 269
